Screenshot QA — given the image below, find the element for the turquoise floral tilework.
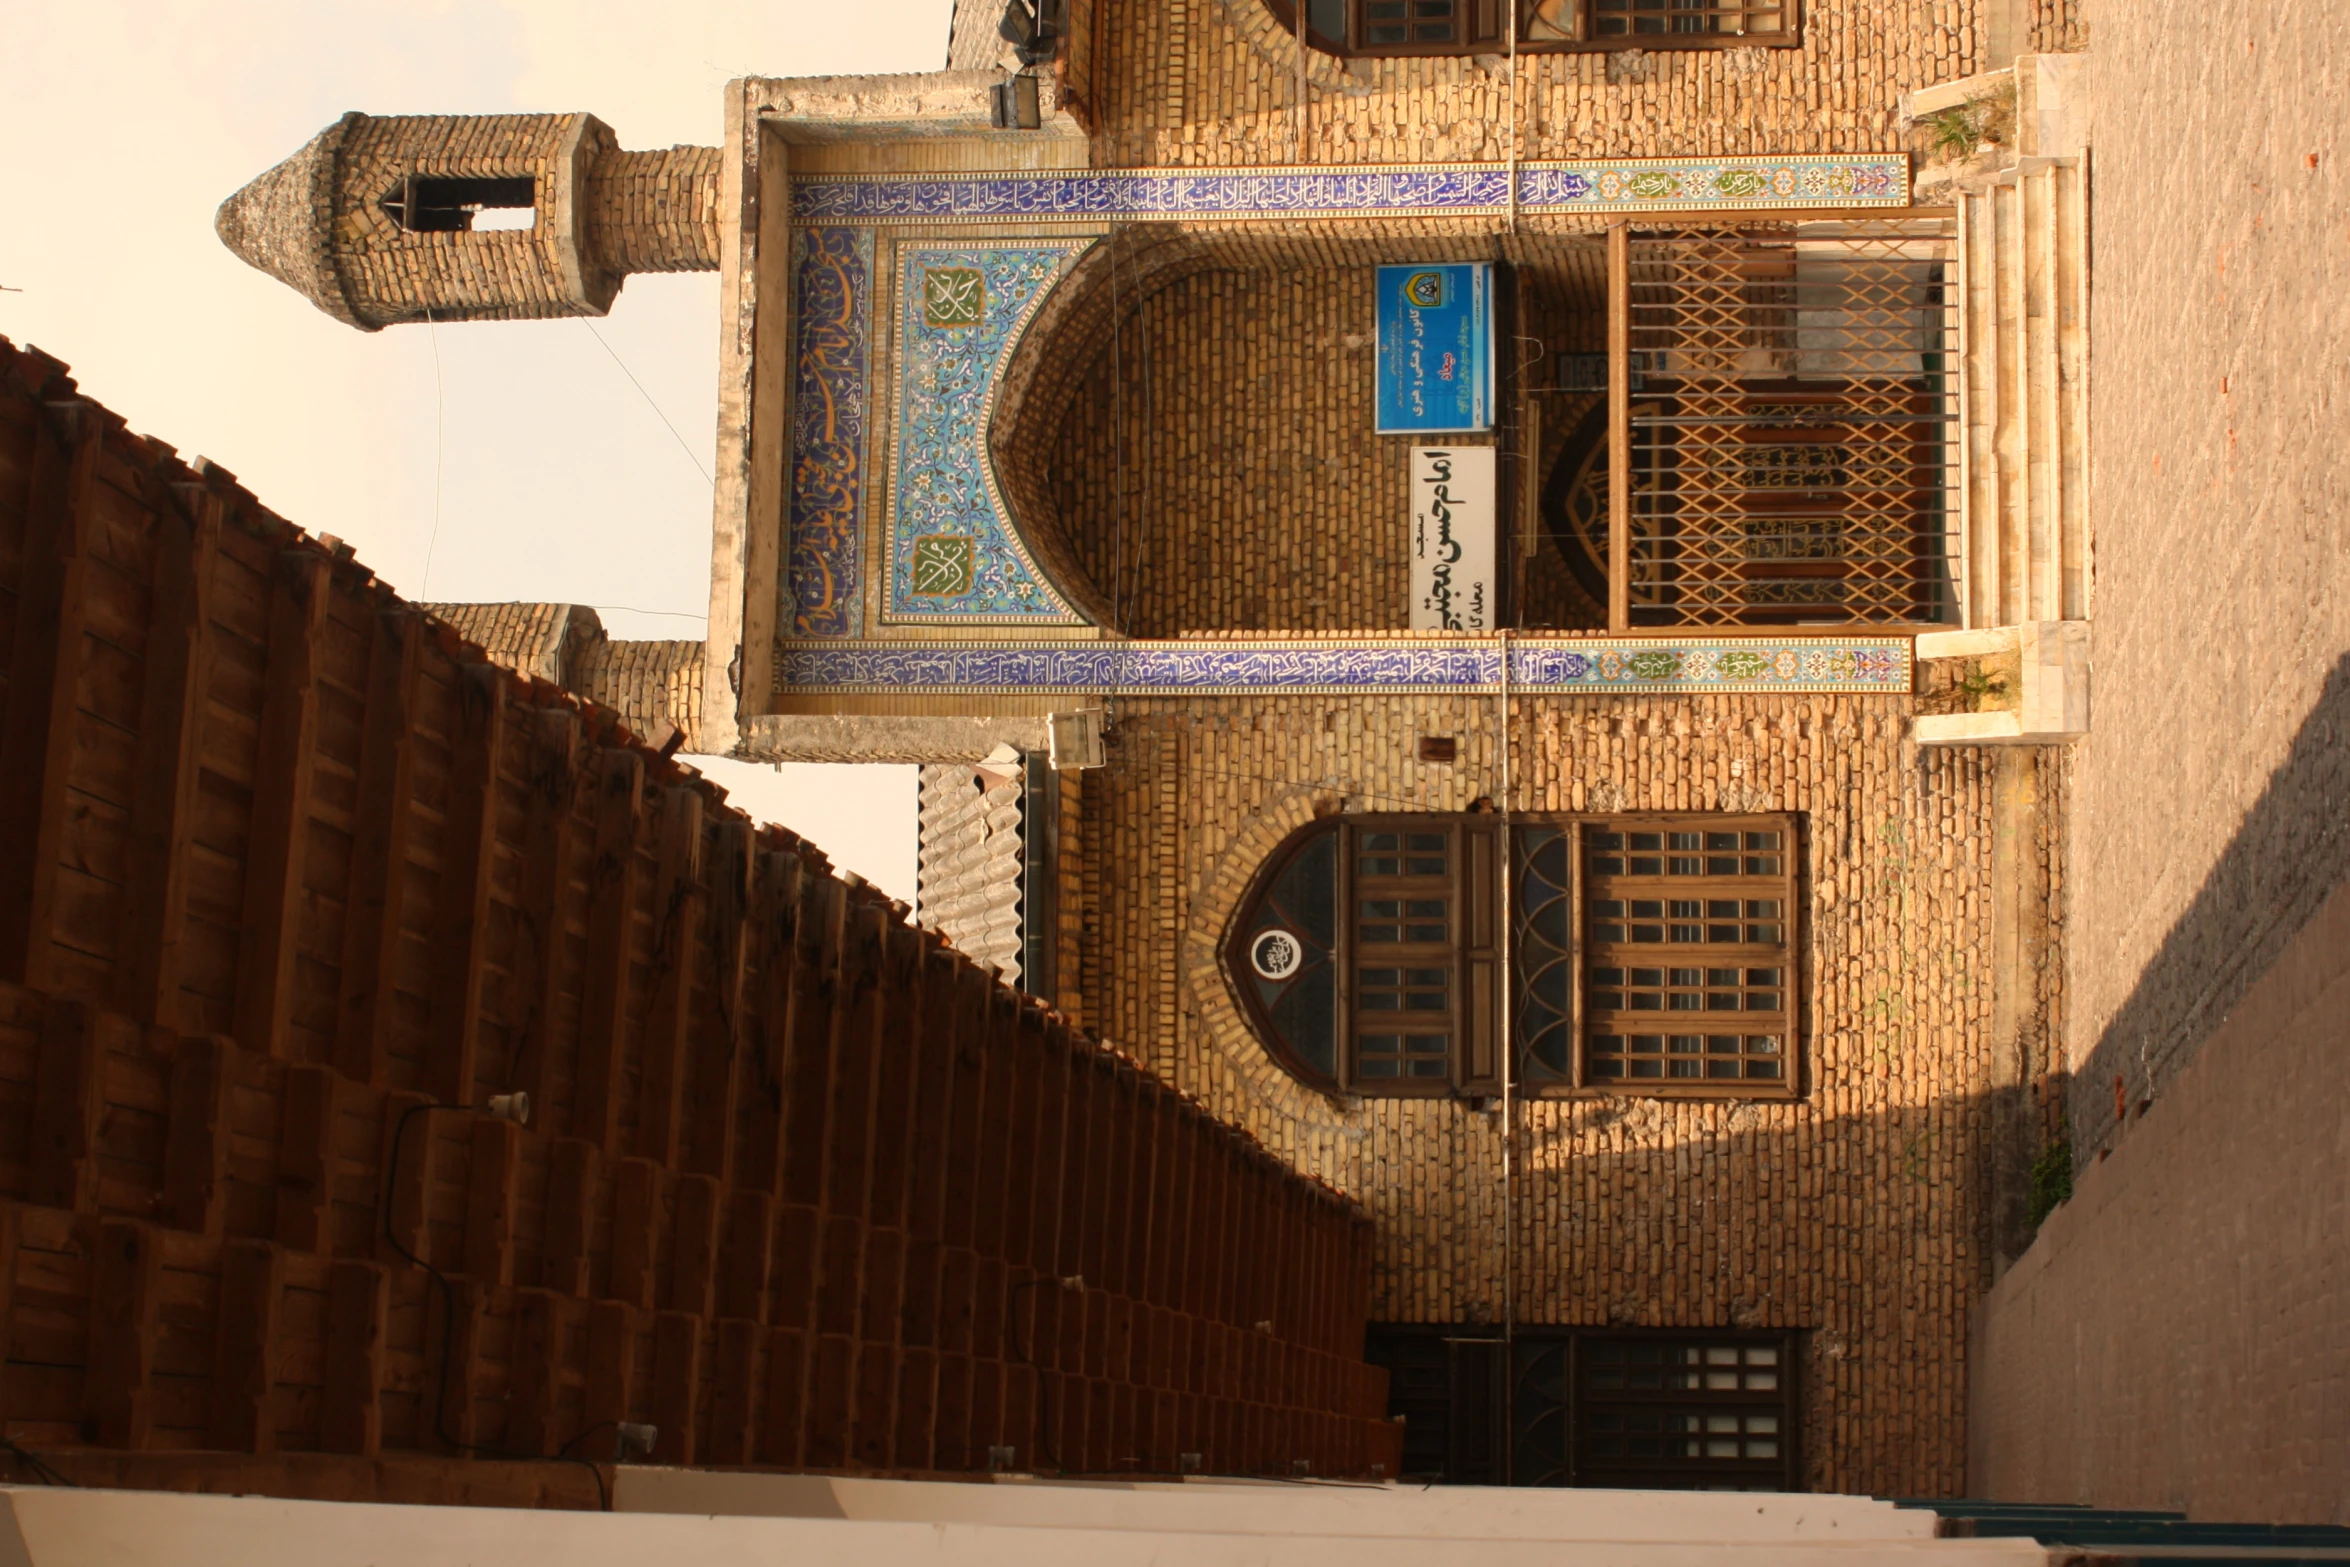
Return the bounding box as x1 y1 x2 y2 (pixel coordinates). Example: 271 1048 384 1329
886 240 1093 625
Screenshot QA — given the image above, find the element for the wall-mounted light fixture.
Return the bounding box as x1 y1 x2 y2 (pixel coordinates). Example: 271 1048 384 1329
990 71 1041 131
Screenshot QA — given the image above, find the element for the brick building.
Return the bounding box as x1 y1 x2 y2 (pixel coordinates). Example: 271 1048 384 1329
206 0 2136 1500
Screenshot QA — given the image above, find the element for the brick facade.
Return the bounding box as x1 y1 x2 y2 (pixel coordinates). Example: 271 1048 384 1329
1043 688 2065 1498
1064 0 2051 171
0 338 1399 1498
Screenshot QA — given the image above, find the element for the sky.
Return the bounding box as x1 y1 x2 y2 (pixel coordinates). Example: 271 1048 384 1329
0 0 955 902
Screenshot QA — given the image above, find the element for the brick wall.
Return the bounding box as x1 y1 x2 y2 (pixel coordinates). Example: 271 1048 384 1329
1070 0 1984 170
0 337 1399 1499
585 146 724 275
1057 688 2066 1497
333 113 604 327
2060 0 2350 1152
318 115 718 329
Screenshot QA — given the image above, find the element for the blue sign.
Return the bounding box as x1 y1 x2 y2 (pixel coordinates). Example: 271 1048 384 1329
1376 263 1493 434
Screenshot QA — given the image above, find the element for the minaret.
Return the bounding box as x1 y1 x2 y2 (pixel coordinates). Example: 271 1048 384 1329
216 112 723 330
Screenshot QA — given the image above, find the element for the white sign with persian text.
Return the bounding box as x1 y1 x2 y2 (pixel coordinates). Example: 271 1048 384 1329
1409 445 1497 632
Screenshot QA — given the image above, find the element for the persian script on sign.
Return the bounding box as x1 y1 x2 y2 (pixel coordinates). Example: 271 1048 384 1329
1410 446 1496 633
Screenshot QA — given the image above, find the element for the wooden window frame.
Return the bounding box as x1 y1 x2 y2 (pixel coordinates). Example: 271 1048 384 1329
1560 1327 1803 1490
1570 812 1800 1101
1261 0 1800 57
1227 811 1798 1102
1224 814 1503 1099
1366 1323 1803 1489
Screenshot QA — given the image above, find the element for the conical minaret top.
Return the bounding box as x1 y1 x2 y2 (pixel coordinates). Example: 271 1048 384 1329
217 111 722 331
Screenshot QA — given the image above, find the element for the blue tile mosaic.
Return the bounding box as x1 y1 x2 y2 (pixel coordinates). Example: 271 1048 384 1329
775 637 1913 696
787 227 872 638
886 240 1093 625
794 156 1909 226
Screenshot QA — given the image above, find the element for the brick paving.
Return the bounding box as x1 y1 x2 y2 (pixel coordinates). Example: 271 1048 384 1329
1970 0 2350 1522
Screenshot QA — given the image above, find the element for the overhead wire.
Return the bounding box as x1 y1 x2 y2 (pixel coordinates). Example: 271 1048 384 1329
419 304 446 599
581 318 715 487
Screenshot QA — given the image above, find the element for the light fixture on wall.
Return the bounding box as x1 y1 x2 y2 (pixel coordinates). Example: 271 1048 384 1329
990 71 1042 130
996 0 1065 64
990 0 1062 130
1048 710 1104 771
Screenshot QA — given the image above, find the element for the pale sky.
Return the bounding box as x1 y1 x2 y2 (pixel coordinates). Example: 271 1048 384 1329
0 0 955 902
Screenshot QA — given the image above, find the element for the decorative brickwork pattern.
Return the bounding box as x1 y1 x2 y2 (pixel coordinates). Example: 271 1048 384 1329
1056 689 2064 1499
1049 265 1412 634
0 338 1400 1499
917 763 1027 980
1074 0 1982 169
585 145 724 275
996 229 1605 636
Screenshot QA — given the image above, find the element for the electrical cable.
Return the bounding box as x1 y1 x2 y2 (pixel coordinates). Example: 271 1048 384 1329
581 319 715 488
0 1437 75 1487
380 1101 612 1512
419 305 446 599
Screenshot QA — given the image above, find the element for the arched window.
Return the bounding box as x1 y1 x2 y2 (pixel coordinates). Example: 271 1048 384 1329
1260 0 1794 57
1226 812 1799 1098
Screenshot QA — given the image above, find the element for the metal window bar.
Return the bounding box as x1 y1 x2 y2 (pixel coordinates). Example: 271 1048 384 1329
1607 221 1962 630
1588 0 1790 37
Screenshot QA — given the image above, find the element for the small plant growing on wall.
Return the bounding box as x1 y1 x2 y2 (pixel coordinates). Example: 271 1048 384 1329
1920 79 2018 162
2026 1118 2074 1230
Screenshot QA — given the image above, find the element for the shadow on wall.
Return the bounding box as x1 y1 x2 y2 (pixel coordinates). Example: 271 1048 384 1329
1344 1085 2041 1499
2072 651 2350 1155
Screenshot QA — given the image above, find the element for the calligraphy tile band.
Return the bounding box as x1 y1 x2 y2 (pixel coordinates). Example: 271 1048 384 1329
792 156 1910 226
776 637 1914 696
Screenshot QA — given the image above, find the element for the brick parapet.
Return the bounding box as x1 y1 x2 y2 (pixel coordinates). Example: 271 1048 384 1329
0 333 1401 1493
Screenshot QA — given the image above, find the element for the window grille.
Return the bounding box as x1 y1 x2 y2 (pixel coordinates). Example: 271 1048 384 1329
1368 1325 1802 1488
1263 0 1794 54
1230 812 1796 1098
1582 818 1794 1091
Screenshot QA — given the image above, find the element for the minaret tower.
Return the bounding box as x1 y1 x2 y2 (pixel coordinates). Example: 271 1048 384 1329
216 112 722 330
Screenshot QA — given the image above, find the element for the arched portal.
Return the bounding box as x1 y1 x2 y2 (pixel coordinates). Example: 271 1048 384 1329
992 226 1613 637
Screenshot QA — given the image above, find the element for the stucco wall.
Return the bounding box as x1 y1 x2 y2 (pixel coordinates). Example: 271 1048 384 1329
1970 879 2350 1523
